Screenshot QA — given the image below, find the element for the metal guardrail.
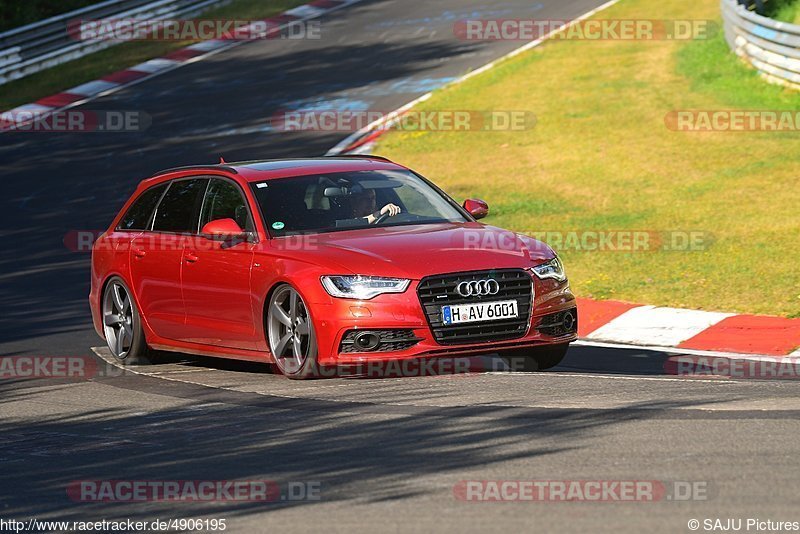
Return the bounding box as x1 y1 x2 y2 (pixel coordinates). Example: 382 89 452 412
0 0 230 85
722 0 800 90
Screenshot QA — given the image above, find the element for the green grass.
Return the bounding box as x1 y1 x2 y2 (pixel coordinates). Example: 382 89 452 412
677 30 800 107
376 0 800 317
0 0 307 110
763 0 800 23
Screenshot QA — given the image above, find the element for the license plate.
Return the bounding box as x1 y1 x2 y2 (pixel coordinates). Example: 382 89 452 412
441 300 519 325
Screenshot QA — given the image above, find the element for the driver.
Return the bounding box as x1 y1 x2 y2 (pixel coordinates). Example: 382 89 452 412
350 188 401 224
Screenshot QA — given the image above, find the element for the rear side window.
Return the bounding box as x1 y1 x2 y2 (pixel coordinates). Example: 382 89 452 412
117 183 168 230
152 178 209 233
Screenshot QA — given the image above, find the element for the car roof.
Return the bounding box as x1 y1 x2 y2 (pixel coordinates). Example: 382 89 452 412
148 156 408 184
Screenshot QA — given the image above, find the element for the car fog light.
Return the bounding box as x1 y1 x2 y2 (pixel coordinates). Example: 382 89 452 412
354 332 382 351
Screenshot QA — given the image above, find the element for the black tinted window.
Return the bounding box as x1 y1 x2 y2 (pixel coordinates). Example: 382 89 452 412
200 179 252 231
118 184 167 230
152 178 208 233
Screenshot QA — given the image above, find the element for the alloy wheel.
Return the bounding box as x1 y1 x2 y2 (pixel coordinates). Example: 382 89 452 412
267 285 316 375
103 281 134 359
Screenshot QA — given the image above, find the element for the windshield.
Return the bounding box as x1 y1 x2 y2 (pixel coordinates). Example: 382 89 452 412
251 169 468 236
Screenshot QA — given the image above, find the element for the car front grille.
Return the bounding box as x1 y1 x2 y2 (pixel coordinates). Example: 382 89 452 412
417 269 533 345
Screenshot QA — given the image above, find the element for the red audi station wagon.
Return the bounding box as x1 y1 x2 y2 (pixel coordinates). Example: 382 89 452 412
90 156 577 379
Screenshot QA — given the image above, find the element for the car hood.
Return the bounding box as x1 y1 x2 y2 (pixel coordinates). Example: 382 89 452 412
272 222 556 279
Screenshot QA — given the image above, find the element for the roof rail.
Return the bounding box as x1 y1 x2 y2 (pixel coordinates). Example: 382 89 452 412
150 164 238 178
326 154 392 162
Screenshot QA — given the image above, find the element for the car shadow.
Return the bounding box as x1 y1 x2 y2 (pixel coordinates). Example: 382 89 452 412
0 362 751 521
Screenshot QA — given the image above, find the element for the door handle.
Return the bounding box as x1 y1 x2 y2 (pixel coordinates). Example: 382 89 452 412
133 247 146 259
185 252 199 263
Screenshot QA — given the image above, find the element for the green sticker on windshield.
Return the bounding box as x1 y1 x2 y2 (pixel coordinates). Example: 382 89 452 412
272 221 285 230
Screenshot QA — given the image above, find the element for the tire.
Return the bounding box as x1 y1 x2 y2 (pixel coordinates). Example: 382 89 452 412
266 284 320 380
101 277 154 365
501 343 570 372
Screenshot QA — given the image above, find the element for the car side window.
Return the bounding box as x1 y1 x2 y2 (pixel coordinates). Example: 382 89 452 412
117 183 168 230
151 178 209 233
199 178 253 231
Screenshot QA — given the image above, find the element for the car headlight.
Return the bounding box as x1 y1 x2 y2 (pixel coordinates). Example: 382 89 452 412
321 275 411 300
531 257 567 282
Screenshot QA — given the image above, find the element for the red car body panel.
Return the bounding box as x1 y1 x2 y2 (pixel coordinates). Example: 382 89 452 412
129 232 186 340
90 159 577 367
180 239 256 349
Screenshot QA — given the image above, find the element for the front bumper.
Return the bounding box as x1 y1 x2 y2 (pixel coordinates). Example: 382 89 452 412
311 275 577 366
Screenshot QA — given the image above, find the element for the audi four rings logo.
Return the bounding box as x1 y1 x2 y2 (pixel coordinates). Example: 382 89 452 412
456 279 500 297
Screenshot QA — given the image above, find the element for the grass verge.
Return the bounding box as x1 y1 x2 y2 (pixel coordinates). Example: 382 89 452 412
0 0 307 111
763 0 800 24
376 0 800 317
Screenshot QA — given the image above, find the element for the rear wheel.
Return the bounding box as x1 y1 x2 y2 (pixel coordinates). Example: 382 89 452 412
102 277 153 365
267 284 319 379
501 343 569 372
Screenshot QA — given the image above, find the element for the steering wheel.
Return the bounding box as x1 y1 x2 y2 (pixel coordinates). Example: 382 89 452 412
373 212 390 225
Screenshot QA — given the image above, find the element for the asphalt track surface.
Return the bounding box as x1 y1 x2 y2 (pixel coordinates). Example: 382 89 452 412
1 0 799 532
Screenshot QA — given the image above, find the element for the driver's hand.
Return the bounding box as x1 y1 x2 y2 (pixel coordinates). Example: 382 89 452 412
380 203 401 217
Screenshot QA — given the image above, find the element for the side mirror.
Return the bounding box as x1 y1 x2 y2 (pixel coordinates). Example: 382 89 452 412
462 198 489 220
201 218 246 239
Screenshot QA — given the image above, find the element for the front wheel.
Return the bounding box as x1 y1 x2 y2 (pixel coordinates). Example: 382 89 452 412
102 277 153 365
267 284 319 379
501 343 570 372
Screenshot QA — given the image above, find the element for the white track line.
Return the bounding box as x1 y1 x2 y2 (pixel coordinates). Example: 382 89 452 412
494 371 741 384
573 339 793 362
